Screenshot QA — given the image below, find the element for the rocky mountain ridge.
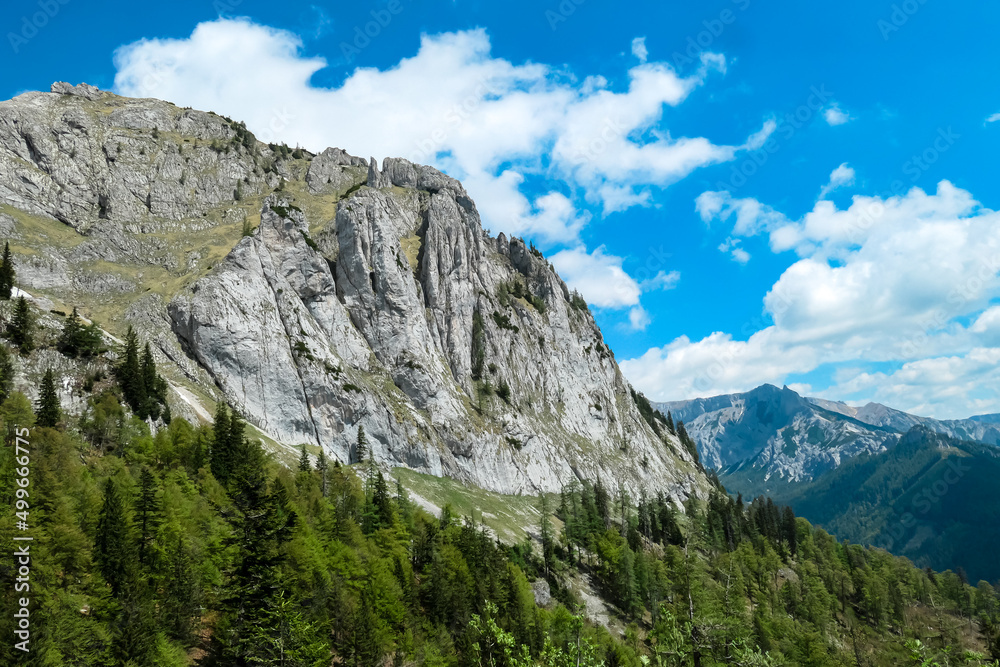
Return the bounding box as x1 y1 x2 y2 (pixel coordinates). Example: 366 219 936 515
0 83 706 498
657 384 1000 485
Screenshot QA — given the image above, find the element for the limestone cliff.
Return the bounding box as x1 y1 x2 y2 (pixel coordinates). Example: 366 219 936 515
0 83 707 498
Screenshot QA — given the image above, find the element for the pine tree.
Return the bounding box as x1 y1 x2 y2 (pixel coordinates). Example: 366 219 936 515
95 478 135 598
134 468 160 568
782 506 798 558
316 449 329 497
5 296 34 354
163 535 201 644
211 402 233 484
117 326 146 415
540 494 555 579
666 410 676 435
57 307 84 358
356 424 368 463
0 241 14 299
0 344 14 403
140 342 161 420
35 368 60 428
212 441 297 664
298 444 311 472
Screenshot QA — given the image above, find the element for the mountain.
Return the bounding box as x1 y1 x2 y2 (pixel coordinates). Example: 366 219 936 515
657 384 1000 486
0 82 705 498
782 428 1000 582
657 384 900 482
659 385 1000 581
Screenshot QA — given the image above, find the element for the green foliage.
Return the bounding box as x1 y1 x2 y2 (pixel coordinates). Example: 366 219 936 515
356 424 368 463
0 402 995 666
0 241 14 299
5 295 34 354
115 327 169 422
0 343 13 403
300 229 319 250
35 367 60 428
493 310 520 333
57 307 105 358
569 290 588 312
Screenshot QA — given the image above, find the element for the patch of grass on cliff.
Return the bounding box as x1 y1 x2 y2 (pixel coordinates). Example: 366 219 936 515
392 468 560 545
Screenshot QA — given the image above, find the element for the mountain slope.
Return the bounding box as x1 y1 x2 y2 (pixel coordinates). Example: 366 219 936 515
782 428 1000 582
0 83 705 497
658 384 900 481
658 384 1000 487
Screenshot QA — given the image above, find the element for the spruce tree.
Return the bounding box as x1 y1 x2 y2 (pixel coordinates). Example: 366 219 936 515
134 468 160 568
211 402 232 484
57 307 84 358
117 326 145 415
140 342 162 420
298 444 311 472
0 241 14 299
35 368 60 428
212 441 296 664
95 478 135 598
666 410 675 435
0 344 13 403
316 449 329 497
5 296 34 354
356 424 368 463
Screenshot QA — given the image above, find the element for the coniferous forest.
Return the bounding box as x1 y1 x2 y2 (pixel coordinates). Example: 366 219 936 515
1 373 999 665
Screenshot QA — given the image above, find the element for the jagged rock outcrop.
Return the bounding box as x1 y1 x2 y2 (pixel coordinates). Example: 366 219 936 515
170 177 704 495
0 82 280 232
0 83 707 498
660 384 1000 485
659 384 900 481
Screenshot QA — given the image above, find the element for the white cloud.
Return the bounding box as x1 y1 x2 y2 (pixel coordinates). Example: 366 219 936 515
823 103 852 126
639 270 680 291
625 179 1000 417
114 20 758 242
717 237 750 264
113 19 767 315
549 246 642 309
986 112 1000 124
631 37 648 64
629 306 652 331
818 162 855 198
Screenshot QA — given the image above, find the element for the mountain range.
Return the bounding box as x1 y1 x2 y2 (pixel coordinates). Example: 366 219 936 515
658 385 1000 580
657 383 1000 483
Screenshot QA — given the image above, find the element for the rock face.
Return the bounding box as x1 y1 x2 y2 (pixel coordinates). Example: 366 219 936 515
0 82 278 232
170 166 704 496
658 384 1000 485
0 82 706 498
659 384 901 482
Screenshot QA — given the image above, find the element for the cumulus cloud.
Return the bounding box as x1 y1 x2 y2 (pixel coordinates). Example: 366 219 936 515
818 162 855 198
549 246 642 309
624 179 1000 417
114 18 757 315
986 112 1000 124
823 103 852 126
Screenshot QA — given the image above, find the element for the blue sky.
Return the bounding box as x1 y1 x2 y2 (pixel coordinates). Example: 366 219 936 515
3 0 1000 418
